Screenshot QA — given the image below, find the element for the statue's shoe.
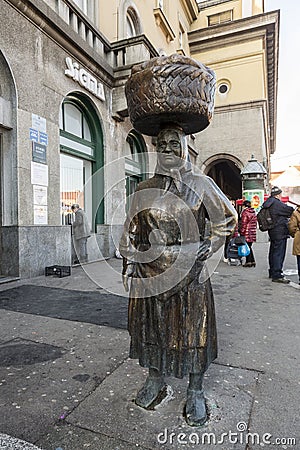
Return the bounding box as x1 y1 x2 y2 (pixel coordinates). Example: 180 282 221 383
185 388 207 426
135 377 166 409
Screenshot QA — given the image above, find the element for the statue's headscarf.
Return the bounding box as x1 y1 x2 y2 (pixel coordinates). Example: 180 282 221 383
155 126 191 192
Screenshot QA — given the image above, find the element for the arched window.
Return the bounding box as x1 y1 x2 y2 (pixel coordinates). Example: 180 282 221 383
125 131 147 210
119 1 142 39
59 94 103 229
126 7 141 37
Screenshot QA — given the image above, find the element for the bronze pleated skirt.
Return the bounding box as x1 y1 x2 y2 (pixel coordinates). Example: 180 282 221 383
128 264 217 378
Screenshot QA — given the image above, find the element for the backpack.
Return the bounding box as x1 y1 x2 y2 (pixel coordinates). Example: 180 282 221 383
257 207 274 232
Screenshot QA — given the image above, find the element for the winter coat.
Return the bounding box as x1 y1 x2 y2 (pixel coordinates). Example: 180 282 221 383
263 197 294 241
239 207 257 242
288 207 300 256
72 208 91 240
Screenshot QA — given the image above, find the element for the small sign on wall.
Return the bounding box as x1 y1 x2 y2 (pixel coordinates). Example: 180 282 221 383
29 128 39 142
33 185 47 205
39 131 48 146
31 161 48 187
33 186 48 225
34 205 48 224
32 114 46 133
32 142 47 164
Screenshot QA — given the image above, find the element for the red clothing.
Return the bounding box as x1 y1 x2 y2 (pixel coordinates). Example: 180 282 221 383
240 207 257 242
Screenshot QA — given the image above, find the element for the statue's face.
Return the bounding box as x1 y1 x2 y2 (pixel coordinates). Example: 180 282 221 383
156 129 182 169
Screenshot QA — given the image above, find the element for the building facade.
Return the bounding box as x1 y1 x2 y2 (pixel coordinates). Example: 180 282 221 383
0 0 279 277
190 0 279 200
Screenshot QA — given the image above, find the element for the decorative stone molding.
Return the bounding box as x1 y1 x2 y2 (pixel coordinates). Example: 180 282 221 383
179 0 199 22
153 7 176 43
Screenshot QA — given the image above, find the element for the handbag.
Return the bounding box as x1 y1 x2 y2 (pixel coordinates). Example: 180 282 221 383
238 242 250 257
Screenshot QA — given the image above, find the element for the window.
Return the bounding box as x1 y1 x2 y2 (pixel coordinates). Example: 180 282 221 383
179 29 183 49
60 102 94 156
119 1 142 39
208 10 233 26
217 80 231 96
126 7 141 37
60 95 103 228
125 132 147 211
178 22 185 49
218 83 229 94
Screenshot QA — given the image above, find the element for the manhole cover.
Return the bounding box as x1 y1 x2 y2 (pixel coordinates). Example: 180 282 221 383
0 338 66 366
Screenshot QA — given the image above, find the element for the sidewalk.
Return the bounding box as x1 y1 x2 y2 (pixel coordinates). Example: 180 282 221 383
0 241 299 450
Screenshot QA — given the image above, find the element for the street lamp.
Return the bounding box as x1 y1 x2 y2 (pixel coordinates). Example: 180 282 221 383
240 155 267 211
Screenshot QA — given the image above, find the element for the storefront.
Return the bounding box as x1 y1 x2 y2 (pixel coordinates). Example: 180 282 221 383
0 0 279 278
0 2 154 278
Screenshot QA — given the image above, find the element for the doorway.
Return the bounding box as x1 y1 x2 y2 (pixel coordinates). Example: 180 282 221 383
205 157 242 200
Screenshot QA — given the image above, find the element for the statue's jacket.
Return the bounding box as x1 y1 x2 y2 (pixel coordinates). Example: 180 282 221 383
120 167 237 378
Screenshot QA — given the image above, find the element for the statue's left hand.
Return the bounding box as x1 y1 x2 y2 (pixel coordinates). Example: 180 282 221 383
197 239 212 261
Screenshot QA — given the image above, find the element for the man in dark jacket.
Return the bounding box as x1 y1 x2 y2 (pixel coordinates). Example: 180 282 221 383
263 186 294 283
71 204 91 263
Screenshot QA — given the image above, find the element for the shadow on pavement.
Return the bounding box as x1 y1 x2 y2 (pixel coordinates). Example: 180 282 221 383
0 285 128 329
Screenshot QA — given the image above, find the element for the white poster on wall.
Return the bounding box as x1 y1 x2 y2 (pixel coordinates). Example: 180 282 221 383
31 161 48 186
32 114 47 133
33 185 47 205
34 205 48 224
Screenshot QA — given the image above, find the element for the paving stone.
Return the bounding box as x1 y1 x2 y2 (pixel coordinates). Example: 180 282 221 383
67 359 258 450
247 375 299 449
37 424 149 450
0 311 129 443
0 433 43 450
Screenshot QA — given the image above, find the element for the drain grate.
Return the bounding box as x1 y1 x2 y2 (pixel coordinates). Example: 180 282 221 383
0 338 66 366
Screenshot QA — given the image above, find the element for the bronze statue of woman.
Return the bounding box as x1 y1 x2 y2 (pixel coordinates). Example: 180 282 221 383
119 125 237 426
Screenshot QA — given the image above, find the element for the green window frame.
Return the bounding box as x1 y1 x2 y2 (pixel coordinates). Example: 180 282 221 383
59 93 104 228
125 131 148 211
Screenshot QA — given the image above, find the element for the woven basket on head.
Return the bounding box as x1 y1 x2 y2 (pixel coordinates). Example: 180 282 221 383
125 54 216 136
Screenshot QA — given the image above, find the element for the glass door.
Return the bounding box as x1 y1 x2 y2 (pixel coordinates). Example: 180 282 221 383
60 153 92 227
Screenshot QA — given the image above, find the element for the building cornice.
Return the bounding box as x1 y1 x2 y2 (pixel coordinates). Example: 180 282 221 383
188 10 279 154
214 99 267 113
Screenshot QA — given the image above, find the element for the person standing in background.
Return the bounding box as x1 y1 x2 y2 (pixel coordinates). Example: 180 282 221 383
71 204 91 264
239 200 257 267
223 198 238 263
288 205 300 285
262 187 294 283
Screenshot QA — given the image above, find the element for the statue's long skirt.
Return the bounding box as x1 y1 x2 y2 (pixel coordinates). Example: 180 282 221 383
128 262 217 378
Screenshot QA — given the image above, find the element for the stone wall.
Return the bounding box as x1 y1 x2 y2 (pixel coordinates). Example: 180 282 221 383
0 226 71 278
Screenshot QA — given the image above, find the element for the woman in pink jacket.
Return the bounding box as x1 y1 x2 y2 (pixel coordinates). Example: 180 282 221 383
239 200 258 267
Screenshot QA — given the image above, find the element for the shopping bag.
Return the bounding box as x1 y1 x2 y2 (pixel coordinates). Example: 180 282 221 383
238 242 250 257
